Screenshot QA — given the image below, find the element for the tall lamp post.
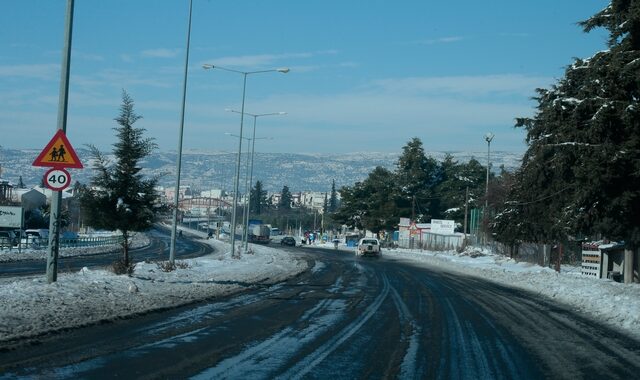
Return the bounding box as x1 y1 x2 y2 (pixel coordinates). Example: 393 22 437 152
203 64 289 258
225 130 275 248
484 132 494 210
169 0 193 265
227 110 285 249
224 132 251 246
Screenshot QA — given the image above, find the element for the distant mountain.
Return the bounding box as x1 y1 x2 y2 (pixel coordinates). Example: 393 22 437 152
0 148 522 193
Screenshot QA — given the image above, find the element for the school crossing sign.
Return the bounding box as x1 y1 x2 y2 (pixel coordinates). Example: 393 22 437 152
32 130 83 191
32 129 83 169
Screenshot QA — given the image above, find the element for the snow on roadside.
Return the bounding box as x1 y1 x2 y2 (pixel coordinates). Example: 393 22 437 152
1 232 638 345
0 237 308 343
381 245 640 340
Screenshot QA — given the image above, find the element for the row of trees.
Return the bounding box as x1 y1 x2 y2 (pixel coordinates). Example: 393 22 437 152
249 181 339 214
332 137 489 235
248 180 341 233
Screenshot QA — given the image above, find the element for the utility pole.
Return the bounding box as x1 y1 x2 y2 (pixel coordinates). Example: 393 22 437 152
46 0 74 283
412 195 416 222
484 132 494 209
463 186 469 239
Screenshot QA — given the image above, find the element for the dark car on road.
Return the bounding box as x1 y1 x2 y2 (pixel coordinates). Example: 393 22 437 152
280 236 297 247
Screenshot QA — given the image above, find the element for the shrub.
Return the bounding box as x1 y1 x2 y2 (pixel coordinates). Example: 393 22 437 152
156 260 190 272
111 259 136 276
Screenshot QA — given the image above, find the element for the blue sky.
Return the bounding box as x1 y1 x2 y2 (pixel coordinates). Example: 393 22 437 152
1 0 609 156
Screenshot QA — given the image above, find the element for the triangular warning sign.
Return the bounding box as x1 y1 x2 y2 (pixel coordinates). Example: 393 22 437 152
32 130 83 169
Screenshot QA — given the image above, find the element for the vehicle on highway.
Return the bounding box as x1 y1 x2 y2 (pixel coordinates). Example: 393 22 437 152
280 236 297 247
356 238 380 257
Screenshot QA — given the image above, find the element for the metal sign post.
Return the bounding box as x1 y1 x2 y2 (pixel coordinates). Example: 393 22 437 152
33 0 77 283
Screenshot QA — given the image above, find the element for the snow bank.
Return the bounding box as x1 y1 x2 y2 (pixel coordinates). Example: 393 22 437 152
0 238 308 343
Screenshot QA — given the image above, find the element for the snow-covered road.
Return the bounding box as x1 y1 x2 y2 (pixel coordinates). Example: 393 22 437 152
0 232 638 346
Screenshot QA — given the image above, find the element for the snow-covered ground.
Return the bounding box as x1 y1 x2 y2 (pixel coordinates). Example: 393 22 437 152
0 233 308 343
1 233 638 345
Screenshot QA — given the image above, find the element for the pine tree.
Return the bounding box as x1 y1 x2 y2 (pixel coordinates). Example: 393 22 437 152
17 176 26 189
329 179 338 212
395 137 441 222
279 185 293 209
250 180 268 215
79 91 159 271
323 193 328 214
495 1 640 247
435 155 486 222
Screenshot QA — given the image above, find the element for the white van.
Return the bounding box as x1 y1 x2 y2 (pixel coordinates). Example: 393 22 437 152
22 229 48 247
25 229 49 239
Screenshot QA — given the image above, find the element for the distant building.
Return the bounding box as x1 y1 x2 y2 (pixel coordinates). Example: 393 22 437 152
0 174 13 204
164 185 193 201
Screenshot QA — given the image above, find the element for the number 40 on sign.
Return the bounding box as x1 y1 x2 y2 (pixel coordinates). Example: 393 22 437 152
44 168 71 191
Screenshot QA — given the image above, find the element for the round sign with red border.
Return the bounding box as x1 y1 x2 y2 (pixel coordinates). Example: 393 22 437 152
44 168 71 191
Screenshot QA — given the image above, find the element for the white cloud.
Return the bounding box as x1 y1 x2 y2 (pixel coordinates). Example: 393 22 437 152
410 36 466 45
203 50 339 69
0 64 59 80
370 74 553 97
74 51 105 61
141 48 181 58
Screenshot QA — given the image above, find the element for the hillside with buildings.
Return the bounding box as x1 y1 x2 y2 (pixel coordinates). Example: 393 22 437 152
0 148 522 195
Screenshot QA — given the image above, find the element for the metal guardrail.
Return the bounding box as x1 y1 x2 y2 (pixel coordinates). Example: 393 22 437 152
0 236 124 251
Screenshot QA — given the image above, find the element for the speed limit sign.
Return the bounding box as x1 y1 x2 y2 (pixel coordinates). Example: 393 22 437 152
44 168 71 191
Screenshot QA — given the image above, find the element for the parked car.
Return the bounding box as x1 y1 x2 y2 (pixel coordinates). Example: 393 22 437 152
280 236 297 247
25 229 49 239
0 230 18 248
24 229 49 247
357 238 381 257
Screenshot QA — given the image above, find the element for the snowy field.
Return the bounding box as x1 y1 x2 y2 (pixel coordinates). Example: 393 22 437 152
0 232 638 345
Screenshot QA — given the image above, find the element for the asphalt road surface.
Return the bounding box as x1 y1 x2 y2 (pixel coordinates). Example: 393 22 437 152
1 246 639 379
0 227 213 277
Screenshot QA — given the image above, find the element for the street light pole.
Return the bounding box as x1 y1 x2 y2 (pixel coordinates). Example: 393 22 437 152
227 110 285 250
203 64 288 258
224 132 251 248
484 132 494 210
225 130 274 249
169 0 193 264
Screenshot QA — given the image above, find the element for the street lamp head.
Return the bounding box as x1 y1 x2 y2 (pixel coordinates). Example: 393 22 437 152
277 68 290 73
484 132 494 143
202 64 214 70
277 112 287 115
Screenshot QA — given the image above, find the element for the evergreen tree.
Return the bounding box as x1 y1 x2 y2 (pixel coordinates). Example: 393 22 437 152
17 176 26 189
395 137 441 222
279 185 293 209
323 193 328 214
495 1 640 247
250 180 268 215
79 91 159 271
435 155 486 222
329 179 338 212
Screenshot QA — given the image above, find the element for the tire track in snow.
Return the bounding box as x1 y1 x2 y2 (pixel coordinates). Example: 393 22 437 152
275 273 391 380
388 281 423 379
